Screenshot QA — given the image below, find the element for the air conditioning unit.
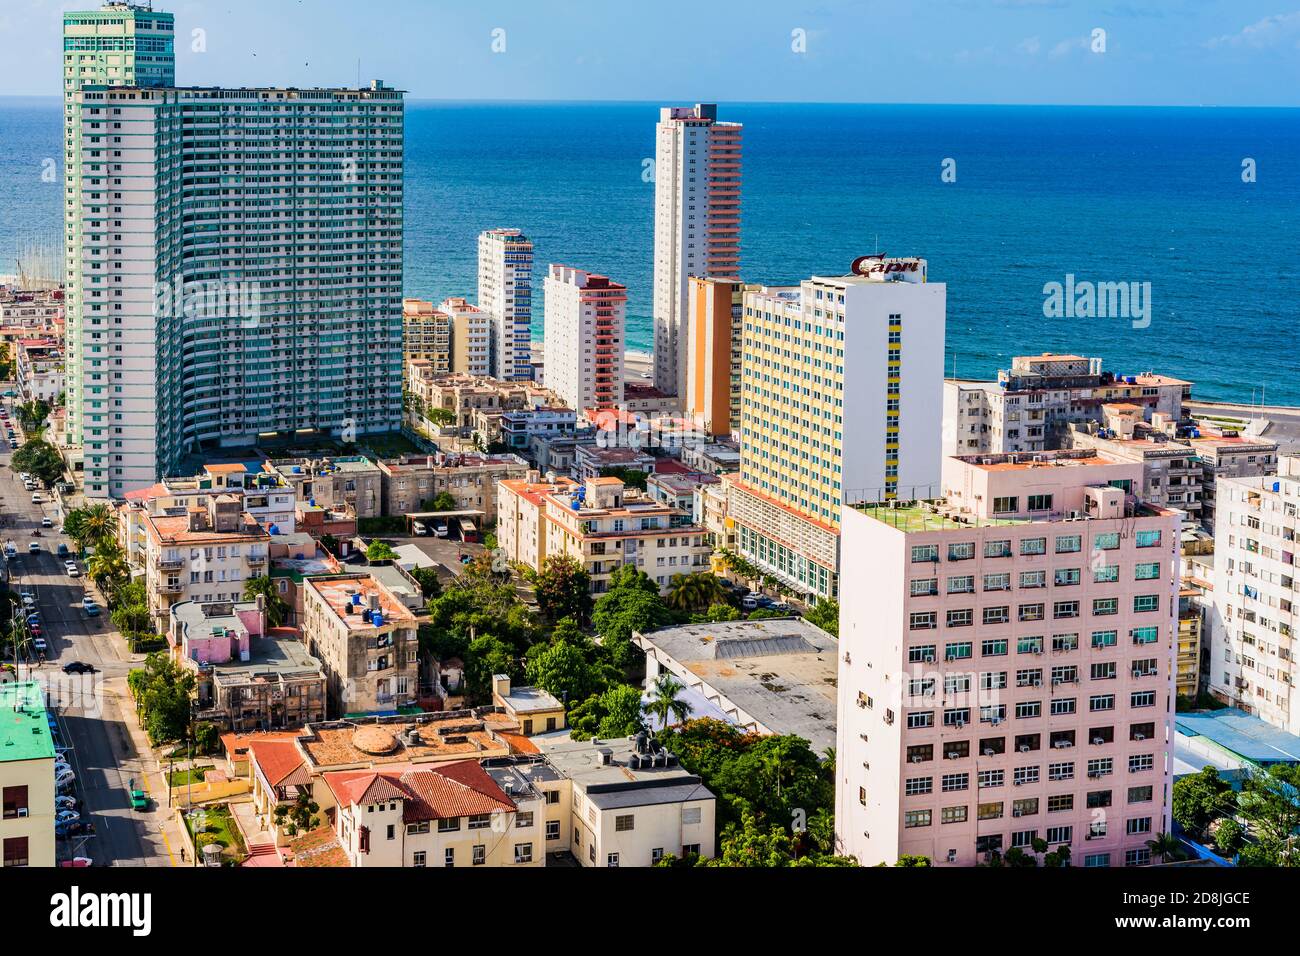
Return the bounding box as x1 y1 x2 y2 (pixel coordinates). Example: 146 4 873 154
1012 808 1023 817
1054 739 1072 749
982 748 995 756
954 720 966 729
1092 737 1105 745
1134 733 1146 741
991 717 1002 725
924 654 936 663
1088 771 1101 779
1030 678 1042 687
16 808 28 818
1018 744 1031 753
945 751 962 759
910 755 924 763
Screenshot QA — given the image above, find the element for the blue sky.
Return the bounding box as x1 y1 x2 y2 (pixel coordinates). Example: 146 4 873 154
3 0 1300 105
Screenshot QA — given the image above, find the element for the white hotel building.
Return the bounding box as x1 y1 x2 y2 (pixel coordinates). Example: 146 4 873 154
67 74 403 497
478 228 534 382
729 258 946 600
652 104 742 398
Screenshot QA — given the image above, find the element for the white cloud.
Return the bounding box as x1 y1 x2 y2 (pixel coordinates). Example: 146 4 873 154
1018 36 1042 56
1049 36 1088 58
1207 11 1300 49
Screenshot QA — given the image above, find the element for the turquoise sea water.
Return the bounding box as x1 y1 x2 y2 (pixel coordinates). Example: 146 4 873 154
2 97 1297 403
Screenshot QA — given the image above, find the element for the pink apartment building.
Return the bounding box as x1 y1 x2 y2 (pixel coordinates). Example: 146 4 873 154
835 450 1180 867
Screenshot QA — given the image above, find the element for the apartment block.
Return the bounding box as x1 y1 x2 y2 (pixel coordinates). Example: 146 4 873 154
302 574 420 717
68 80 403 497
63 3 176 449
141 496 271 628
478 228 534 381
14 338 65 403
653 103 742 397
1187 432 1279 531
0 682 56 869
377 452 530 522
835 451 1180 867
441 297 491 377
264 456 383 520
543 265 626 413
686 276 748 438
1208 463 1300 735
402 298 451 373
497 473 579 571
943 354 1192 457
731 259 946 600
170 600 327 732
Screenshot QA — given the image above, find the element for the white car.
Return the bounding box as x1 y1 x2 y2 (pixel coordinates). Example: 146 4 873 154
41 517 52 528
412 521 429 536
65 562 80 577
20 593 35 608
433 523 449 538
30 493 41 504
31 637 48 654
18 472 30 482
28 541 39 554
55 769 75 789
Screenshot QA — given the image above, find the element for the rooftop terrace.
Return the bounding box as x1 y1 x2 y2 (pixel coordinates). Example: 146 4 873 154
0 682 54 764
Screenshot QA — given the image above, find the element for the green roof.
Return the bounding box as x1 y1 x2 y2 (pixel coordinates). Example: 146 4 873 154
0 682 55 763
853 501 1032 533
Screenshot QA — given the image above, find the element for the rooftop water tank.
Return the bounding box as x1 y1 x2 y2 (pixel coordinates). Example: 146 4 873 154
268 523 279 535
292 466 302 474
351 593 362 606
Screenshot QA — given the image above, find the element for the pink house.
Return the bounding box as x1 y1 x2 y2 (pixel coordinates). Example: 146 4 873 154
174 602 265 665
836 450 1179 868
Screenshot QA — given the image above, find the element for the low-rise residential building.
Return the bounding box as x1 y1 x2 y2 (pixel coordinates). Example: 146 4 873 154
836 450 1181 867
497 473 580 571
647 469 719 513
501 407 577 451
694 472 737 551
634 618 839 754
536 476 710 593
492 675 566 736
378 452 530 522
574 444 659 482
302 573 420 718
264 456 383 519
141 497 271 628
0 682 56 869
1186 431 1278 531
679 440 741 475
0 285 63 329
324 759 545 868
535 732 717 867
1208 463 1300 735
14 337 64 403
170 600 327 732
1066 411 1204 523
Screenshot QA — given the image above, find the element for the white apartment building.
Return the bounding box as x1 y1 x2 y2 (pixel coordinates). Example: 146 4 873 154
542 265 625 412
835 451 1181 868
68 80 403 498
942 354 1192 457
730 258 946 600
478 228 534 381
1208 461 1300 735
652 104 742 398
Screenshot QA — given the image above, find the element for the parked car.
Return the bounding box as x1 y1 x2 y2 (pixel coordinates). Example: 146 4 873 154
31 637 48 655
57 543 69 558
82 596 99 616
41 517 52 528
55 796 79 812
65 562 79 577
62 661 96 675
411 521 428 536
55 809 80 826
20 592 35 607
433 523 449 538
741 595 759 610
55 770 76 790
30 493 41 504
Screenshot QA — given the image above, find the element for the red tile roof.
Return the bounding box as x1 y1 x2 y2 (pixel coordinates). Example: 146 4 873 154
249 740 308 787
323 760 516 822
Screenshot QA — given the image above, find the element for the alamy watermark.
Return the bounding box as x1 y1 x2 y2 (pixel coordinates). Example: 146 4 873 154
153 277 263 329
1042 274 1151 329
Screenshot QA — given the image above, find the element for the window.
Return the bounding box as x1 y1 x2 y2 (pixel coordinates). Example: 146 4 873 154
1020 570 1046 589
1091 662 1117 681
514 842 534 864
1020 537 1046 555
985 540 1012 558
1028 494 1053 511
911 544 939 563
1133 594 1159 613
982 639 1008 657
978 801 1003 820
1047 794 1074 813
904 809 932 828
1131 691 1156 708
412 851 426 867
1093 564 1119 583
546 821 560 841
1 786 28 820
1094 532 1120 550
1017 603 1044 622
905 776 933 795
406 821 430 835
910 612 937 630
1126 817 1153 835
1128 786 1153 804
606 852 620 867
3 837 29 868
1091 630 1117 649
468 814 491 830
1090 695 1116 712
948 542 975 561
1053 601 1079 619
984 606 1010 624
682 806 702 825
941 805 968 824
1135 562 1161 580
948 575 975 594
1135 530 1162 548
516 811 534 828
1055 535 1081 554
947 609 974 628
909 645 937 664
1084 852 1112 868
941 773 969 792
545 790 560 804
984 572 1011 591
651 847 665 864
615 814 635 832
472 845 486 866
681 843 701 857
1054 568 1080 587
437 817 461 833
944 642 972 661
911 578 938 596
1125 848 1152 867
444 847 455 868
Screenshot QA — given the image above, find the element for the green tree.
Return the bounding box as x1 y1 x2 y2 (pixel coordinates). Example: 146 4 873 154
533 553 592 623
894 854 932 867
193 721 221 756
426 406 456 427
804 598 839 636
110 602 152 637
243 575 290 627
700 603 741 622
591 565 672 667
87 538 130 598
427 491 458 512
665 572 727 613
463 633 518 703
409 565 443 601
1172 765 1235 840
1211 817 1244 856
130 652 196 746
524 640 596 708
1146 832 1184 863
604 467 648 491
366 540 398 563
643 672 693 732
568 684 646 739
1236 763 1300 865
10 439 64 486
78 503 116 545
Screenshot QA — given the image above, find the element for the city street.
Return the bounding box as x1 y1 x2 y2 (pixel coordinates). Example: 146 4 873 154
2 422 177 866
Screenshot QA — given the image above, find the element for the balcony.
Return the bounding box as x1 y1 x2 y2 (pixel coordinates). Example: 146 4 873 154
155 556 184 571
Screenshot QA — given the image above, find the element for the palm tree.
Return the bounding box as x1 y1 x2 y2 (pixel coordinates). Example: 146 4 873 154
665 572 727 613
87 538 130 598
81 503 116 545
643 672 693 732
1146 832 1183 863
243 575 289 627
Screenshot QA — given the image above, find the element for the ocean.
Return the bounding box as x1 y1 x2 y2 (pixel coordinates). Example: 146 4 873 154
2 97 1298 404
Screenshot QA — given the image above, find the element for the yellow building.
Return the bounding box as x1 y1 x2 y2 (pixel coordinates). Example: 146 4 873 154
1 682 56 868
1177 588 1203 700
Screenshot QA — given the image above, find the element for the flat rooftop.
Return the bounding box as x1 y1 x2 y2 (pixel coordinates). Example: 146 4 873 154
634 618 838 754
297 710 520 769
306 575 416 630
853 500 1032 532
498 683 563 715
0 681 54 763
534 732 715 808
1175 708 1300 766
